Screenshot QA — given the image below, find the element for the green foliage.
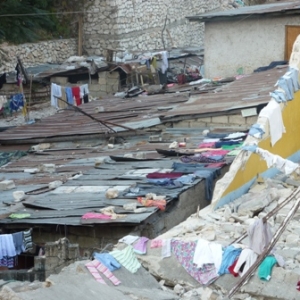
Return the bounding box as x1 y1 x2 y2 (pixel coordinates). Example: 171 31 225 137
0 0 87 44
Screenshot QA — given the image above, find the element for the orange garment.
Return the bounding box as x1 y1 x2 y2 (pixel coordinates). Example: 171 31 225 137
137 197 166 211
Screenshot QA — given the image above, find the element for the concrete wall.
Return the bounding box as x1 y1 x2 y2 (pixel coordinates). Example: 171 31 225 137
211 35 300 209
83 0 220 55
0 39 77 73
204 15 300 78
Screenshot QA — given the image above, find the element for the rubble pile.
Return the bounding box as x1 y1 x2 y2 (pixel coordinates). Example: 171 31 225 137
138 176 300 299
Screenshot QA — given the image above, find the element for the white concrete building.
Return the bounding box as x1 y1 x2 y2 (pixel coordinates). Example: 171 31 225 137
188 1 300 78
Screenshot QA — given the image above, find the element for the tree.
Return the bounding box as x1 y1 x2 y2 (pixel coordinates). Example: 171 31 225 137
0 0 56 44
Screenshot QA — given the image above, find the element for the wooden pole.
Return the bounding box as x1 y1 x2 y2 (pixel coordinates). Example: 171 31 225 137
231 187 300 245
78 14 83 56
227 192 300 298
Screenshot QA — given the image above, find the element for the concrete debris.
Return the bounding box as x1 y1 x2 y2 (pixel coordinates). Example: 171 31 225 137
135 177 300 299
0 261 178 300
0 179 15 191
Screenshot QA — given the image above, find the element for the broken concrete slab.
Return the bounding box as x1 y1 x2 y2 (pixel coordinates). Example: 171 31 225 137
0 261 177 300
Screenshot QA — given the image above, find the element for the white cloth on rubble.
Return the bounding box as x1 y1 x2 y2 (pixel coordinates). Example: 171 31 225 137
259 99 285 146
224 132 246 139
203 138 220 143
51 83 62 108
247 219 273 255
0 96 7 110
161 239 171 259
0 234 17 259
233 248 258 277
161 51 168 74
118 235 139 245
256 148 299 175
79 84 89 98
193 239 223 272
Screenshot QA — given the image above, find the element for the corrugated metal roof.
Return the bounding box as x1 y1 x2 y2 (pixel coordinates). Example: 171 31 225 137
0 93 189 144
0 123 235 227
187 1 300 22
162 66 287 120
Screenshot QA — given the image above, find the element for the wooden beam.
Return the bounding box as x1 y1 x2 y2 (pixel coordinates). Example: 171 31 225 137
78 14 83 56
227 191 300 298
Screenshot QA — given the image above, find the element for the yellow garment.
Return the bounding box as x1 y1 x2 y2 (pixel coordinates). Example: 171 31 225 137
151 57 157 69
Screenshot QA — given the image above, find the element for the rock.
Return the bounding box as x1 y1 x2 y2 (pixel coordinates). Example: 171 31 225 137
105 189 119 199
0 180 15 191
13 191 26 202
286 233 298 244
39 163 56 173
174 284 185 295
48 181 63 190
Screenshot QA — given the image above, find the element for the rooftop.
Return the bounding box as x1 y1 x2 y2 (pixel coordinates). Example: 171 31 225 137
187 1 300 22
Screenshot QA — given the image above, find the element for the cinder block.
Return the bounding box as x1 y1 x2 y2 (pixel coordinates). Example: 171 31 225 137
107 71 119 79
197 117 212 123
51 77 68 84
211 116 229 124
98 77 107 85
0 180 15 191
45 257 60 271
246 115 258 125
228 114 246 125
34 256 46 271
98 71 109 79
68 244 80 260
45 242 59 257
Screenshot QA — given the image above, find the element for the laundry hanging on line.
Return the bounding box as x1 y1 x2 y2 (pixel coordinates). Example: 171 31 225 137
0 229 33 269
50 83 90 109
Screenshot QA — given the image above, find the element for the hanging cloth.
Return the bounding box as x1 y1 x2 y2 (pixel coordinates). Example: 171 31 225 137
72 86 81 106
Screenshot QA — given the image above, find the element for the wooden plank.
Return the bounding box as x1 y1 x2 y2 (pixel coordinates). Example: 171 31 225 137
285 25 300 61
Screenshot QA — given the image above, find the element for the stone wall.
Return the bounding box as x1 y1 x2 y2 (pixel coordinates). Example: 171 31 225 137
83 0 221 55
0 39 77 73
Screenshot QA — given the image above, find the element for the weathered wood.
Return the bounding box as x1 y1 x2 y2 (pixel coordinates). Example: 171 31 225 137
227 190 300 298
231 187 300 244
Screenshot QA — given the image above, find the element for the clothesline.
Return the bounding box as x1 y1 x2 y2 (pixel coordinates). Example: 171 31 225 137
0 229 33 269
51 83 90 109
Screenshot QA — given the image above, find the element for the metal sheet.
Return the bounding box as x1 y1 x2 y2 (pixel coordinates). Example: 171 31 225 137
162 67 287 120
187 1 300 22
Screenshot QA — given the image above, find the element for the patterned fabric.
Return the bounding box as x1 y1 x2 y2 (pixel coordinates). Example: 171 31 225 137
180 155 224 164
171 240 219 285
0 257 14 268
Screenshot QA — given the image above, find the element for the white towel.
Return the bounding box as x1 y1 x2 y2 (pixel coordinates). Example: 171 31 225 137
118 235 139 245
80 84 89 98
193 239 223 272
260 99 285 146
51 83 62 108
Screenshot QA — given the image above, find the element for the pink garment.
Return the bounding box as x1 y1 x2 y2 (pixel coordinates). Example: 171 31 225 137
206 162 226 168
92 259 121 286
150 239 163 248
202 150 229 156
82 213 112 220
85 261 107 285
198 142 216 149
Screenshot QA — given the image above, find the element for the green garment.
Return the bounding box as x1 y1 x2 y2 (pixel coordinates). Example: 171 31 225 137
9 213 31 219
227 149 241 156
221 143 243 151
110 245 141 273
258 256 277 281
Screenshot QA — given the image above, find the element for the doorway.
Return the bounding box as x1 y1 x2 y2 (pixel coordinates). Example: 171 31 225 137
285 25 300 60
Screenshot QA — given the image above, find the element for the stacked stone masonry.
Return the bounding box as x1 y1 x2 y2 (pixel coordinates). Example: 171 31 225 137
0 39 77 73
83 0 220 55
